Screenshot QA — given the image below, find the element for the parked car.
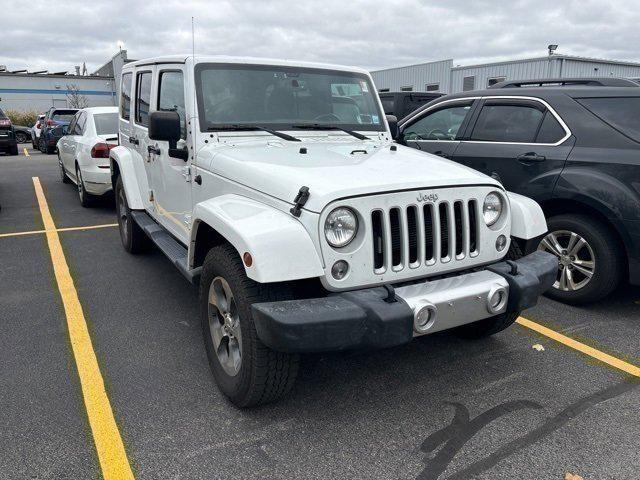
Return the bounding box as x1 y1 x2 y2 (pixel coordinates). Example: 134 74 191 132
0 107 18 156
58 106 118 206
13 125 31 144
110 55 556 407
31 114 46 148
39 107 78 153
378 91 443 120
396 77 640 304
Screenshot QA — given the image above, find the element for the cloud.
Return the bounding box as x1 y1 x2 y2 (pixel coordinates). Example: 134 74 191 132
2 0 640 73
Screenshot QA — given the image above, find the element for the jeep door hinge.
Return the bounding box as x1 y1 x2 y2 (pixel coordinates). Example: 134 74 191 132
290 186 310 217
181 165 191 183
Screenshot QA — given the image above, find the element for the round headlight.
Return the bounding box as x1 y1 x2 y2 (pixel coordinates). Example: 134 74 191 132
483 192 503 226
324 207 358 248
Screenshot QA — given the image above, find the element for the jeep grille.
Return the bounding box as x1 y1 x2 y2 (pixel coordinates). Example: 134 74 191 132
371 199 479 273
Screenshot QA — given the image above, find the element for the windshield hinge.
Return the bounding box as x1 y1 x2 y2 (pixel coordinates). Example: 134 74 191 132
290 186 310 218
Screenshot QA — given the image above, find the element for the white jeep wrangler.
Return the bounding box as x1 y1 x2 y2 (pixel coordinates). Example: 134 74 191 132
110 55 557 407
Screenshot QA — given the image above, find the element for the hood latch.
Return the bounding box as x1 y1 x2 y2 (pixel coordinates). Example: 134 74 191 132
290 186 310 218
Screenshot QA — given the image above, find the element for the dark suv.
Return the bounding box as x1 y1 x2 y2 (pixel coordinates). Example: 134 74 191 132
379 91 443 120
0 108 19 156
395 77 640 304
39 107 78 154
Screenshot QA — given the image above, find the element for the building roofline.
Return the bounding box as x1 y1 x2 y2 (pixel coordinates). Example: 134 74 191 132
0 71 114 80
371 59 453 73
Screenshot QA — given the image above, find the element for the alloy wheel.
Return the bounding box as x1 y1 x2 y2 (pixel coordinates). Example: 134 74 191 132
77 169 84 202
208 276 242 376
538 230 596 292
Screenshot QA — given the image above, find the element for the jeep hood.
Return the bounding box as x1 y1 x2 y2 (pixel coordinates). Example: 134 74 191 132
201 139 501 213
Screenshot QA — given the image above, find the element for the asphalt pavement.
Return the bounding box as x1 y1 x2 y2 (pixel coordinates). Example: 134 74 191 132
1 148 639 480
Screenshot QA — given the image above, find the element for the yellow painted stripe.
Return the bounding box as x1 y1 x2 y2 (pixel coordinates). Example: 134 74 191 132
517 316 640 378
0 223 117 239
23 147 30 157
32 177 134 480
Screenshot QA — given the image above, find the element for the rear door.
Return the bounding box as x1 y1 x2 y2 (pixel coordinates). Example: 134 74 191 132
398 99 477 159
59 112 79 171
131 67 156 213
452 97 574 201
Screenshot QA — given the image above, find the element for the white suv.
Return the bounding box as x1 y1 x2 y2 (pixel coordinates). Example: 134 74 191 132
110 55 557 407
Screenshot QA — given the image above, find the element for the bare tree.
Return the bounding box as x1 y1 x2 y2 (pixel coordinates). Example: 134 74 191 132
66 84 89 109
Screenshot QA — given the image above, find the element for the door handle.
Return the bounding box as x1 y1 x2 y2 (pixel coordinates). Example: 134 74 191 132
517 152 546 164
434 150 450 159
128 136 139 145
147 145 161 155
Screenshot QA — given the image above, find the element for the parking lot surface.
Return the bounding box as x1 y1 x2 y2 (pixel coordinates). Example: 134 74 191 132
1 148 639 480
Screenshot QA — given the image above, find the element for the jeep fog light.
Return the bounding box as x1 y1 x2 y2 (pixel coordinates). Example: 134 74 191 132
414 302 437 334
483 192 503 226
496 235 507 252
331 260 349 280
487 285 507 314
325 207 358 248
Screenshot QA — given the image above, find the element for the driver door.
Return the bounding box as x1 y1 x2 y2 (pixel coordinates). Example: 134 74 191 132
399 99 477 159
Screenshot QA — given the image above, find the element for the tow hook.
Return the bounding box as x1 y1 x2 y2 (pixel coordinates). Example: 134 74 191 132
290 186 310 218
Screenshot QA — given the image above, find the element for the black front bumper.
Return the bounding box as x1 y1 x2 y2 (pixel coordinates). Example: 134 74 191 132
252 251 557 353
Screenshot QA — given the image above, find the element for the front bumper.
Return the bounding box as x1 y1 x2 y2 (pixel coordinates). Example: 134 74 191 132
252 251 557 353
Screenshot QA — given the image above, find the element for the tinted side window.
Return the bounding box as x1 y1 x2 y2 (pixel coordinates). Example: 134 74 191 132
471 104 544 143
121 72 132 120
577 97 640 142
73 112 85 135
403 103 472 141
536 112 566 143
135 72 152 127
158 71 186 139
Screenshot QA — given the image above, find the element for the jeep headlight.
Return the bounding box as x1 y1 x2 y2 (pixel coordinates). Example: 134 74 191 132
324 207 358 248
483 192 503 226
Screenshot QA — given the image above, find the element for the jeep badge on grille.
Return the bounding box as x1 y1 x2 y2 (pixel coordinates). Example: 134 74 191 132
416 192 439 203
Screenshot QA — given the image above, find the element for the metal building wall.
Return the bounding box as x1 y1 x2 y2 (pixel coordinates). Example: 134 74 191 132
371 59 453 92
0 73 116 113
451 57 553 92
560 58 640 78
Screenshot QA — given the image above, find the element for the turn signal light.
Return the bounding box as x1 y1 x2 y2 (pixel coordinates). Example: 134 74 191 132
91 142 116 158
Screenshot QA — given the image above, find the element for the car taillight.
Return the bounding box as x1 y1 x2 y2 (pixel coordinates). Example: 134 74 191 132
36 122 41 129
91 143 116 158
0 119 11 127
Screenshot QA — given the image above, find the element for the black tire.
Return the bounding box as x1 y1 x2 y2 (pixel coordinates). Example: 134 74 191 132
59 154 70 183
115 176 150 254
540 214 623 305
454 310 520 339
200 243 299 408
76 167 94 208
9 144 18 156
15 132 28 144
45 145 55 154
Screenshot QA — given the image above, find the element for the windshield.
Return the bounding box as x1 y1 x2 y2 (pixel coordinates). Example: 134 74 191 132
52 110 78 122
94 113 118 135
195 64 384 132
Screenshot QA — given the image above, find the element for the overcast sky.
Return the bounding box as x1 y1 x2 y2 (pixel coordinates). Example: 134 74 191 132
3 0 640 73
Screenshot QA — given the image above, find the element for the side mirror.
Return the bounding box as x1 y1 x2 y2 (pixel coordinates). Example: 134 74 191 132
386 115 399 140
149 110 188 161
149 110 181 147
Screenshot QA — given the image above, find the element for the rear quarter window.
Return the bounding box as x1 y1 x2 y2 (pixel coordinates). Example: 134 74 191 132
577 97 640 142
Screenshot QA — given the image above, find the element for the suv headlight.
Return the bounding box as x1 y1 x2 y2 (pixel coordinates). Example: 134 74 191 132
483 192 503 226
324 207 358 248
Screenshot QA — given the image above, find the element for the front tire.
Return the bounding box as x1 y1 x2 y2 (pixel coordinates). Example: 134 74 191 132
115 176 150 254
200 244 299 408
538 214 623 305
15 131 28 144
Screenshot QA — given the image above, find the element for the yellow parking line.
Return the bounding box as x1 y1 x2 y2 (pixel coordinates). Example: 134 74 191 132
23 147 30 157
517 316 640 378
32 177 134 480
0 223 117 239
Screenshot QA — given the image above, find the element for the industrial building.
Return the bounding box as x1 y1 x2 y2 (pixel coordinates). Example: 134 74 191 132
0 50 132 113
371 53 640 93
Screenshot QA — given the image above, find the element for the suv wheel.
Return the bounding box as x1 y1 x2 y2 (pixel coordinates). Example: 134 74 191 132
538 214 623 304
200 244 299 407
15 131 28 144
115 176 150 253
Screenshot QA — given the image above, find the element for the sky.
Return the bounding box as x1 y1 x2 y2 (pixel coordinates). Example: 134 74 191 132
2 0 640 74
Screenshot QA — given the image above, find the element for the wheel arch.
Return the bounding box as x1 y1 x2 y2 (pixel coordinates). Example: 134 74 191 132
190 195 324 284
109 146 146 209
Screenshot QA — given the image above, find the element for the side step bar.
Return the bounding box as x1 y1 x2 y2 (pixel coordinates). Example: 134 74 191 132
130 210 202 285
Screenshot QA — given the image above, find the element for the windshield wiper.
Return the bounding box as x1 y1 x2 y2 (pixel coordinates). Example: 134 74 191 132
292 124 369 140
207 124 301 142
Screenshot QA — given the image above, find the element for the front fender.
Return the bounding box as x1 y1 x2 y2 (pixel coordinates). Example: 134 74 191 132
109 145 147 210
507 192 547 240
190 195 324 283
